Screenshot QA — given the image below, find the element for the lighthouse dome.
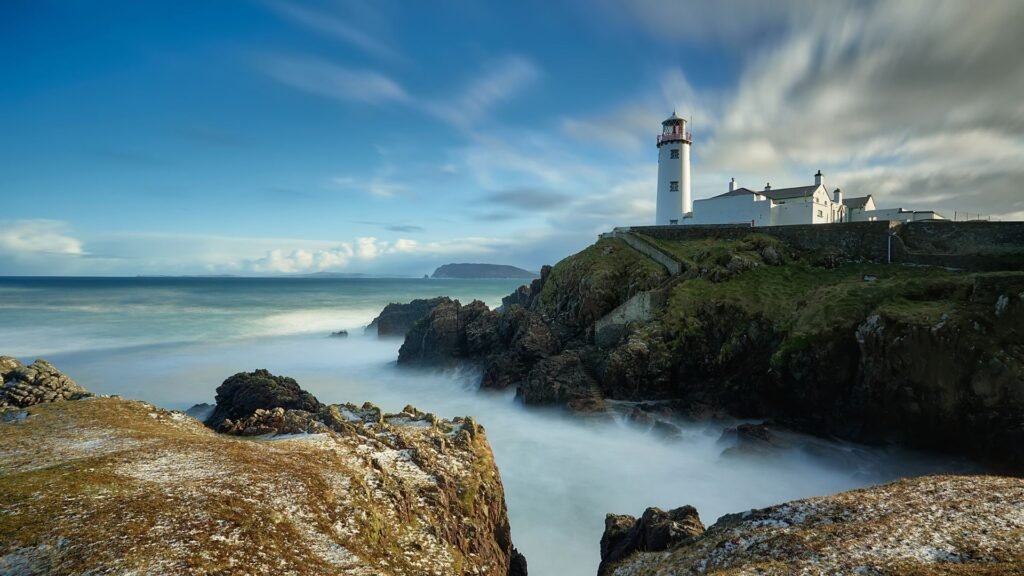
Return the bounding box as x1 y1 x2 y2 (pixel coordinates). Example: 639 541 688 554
662 110 685 125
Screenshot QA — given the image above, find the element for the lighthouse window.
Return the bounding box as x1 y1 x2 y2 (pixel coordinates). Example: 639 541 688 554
670 181 679 192
670 149 679 159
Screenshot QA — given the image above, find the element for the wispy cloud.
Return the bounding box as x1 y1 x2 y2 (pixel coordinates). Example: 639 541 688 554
262 0 401 61
353 220 425 233
263 55 410 105
484 188 571 211
260 53 539 131
429 55 541 130
332 175 408 198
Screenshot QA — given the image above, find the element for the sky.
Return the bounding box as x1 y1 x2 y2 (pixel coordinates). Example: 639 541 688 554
2 0 1023 276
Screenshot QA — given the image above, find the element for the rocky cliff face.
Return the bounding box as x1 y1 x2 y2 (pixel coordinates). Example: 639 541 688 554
393 234 1024 469
0 361 525 576
601 475 1024 575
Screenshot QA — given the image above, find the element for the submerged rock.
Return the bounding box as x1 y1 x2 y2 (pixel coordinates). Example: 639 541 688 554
0 362 525 576
603 475 1024 575
0 358 92 409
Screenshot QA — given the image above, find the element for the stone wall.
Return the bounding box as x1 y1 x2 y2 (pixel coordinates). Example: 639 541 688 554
628 221 896 262
594 291 663 348
618 221 1024 270
894 221 1024 271
608 231 684 275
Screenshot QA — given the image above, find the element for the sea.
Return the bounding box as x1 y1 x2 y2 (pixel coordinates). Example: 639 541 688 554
0 276 963 575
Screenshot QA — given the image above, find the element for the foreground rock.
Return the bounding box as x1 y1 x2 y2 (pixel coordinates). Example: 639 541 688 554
0 356 92 409
0 364 524 576
366 296 452 337
601 475 1024 575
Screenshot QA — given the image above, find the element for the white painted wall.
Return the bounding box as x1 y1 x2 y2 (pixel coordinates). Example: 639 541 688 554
689 194 772 226
655 142 685 225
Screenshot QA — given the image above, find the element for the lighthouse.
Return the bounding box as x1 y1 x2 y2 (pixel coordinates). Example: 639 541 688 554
655 111 692 225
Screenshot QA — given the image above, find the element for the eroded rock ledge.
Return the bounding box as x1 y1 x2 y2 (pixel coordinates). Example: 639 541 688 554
0 360 525 576
601 475 1024 575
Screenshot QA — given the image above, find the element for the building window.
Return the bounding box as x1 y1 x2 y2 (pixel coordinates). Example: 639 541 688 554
670 149 679 159
817 209 824 217
669 219 678 225
670 181 679 192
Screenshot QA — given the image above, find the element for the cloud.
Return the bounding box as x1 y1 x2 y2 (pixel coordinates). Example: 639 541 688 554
353 221 425 233
0 220 85 257
260 52 539 132
484 188 571 211
263 56 410 105
429 55 541 129
696 1 1024 218
263 0 401 61
332 175 408 198
241 235 508 274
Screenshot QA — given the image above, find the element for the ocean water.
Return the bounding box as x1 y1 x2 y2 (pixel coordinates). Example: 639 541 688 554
0 277 963 574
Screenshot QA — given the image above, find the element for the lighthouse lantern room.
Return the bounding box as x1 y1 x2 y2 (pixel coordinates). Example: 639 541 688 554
655 111 692 225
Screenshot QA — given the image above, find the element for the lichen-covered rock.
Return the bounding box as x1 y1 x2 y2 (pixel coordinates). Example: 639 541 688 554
206 368 321 429
0 391 523 575
366 296 452 338
603 475 1024 575
0 358 92 409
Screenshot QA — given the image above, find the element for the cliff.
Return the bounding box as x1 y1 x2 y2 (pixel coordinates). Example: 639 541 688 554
0 359 525 576
395 233 1024 469
601 474 1024 575
432 263 538 279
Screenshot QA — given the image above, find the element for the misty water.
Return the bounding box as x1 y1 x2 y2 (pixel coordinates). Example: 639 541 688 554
1 277 963 574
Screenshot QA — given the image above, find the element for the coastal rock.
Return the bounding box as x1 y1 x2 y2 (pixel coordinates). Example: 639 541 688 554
0 373 523 575
603 475 1024 575
598 506 705 576
206 369 322 429
366 296 452 338
397 299 493 366
0 358 92 409
516 352 604 411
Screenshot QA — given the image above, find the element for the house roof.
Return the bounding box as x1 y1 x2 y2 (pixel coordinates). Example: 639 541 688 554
710 187 760 199
708 184 823 201
761 185 819 200
842 195 873 209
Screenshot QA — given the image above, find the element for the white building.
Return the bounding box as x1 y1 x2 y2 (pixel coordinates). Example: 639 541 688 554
655 111 692 225
653 112 945 226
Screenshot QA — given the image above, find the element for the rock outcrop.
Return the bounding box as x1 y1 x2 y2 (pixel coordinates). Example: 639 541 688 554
206 368 321 429
601 475 1024 575
0 357 92 409
598 506 705 576
366 296 452 338
0 362 524 576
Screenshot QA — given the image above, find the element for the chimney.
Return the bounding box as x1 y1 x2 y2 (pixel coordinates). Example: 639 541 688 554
814 170 824 187
729 177 736 192
833 188 843 204
764 182 771 191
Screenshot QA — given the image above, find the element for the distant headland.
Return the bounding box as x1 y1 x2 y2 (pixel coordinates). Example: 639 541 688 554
431 263 538 279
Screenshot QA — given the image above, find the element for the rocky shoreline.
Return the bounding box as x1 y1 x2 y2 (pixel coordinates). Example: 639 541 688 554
3 355 1024 573
379 233 1024 472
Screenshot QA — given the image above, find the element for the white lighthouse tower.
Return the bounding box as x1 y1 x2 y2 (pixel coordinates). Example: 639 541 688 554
655 111 692 225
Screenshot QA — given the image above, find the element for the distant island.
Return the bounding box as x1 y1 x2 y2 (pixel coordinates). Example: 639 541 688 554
431 263 538 279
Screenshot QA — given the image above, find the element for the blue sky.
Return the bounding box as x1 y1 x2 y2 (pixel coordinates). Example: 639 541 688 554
2 0 1023 275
